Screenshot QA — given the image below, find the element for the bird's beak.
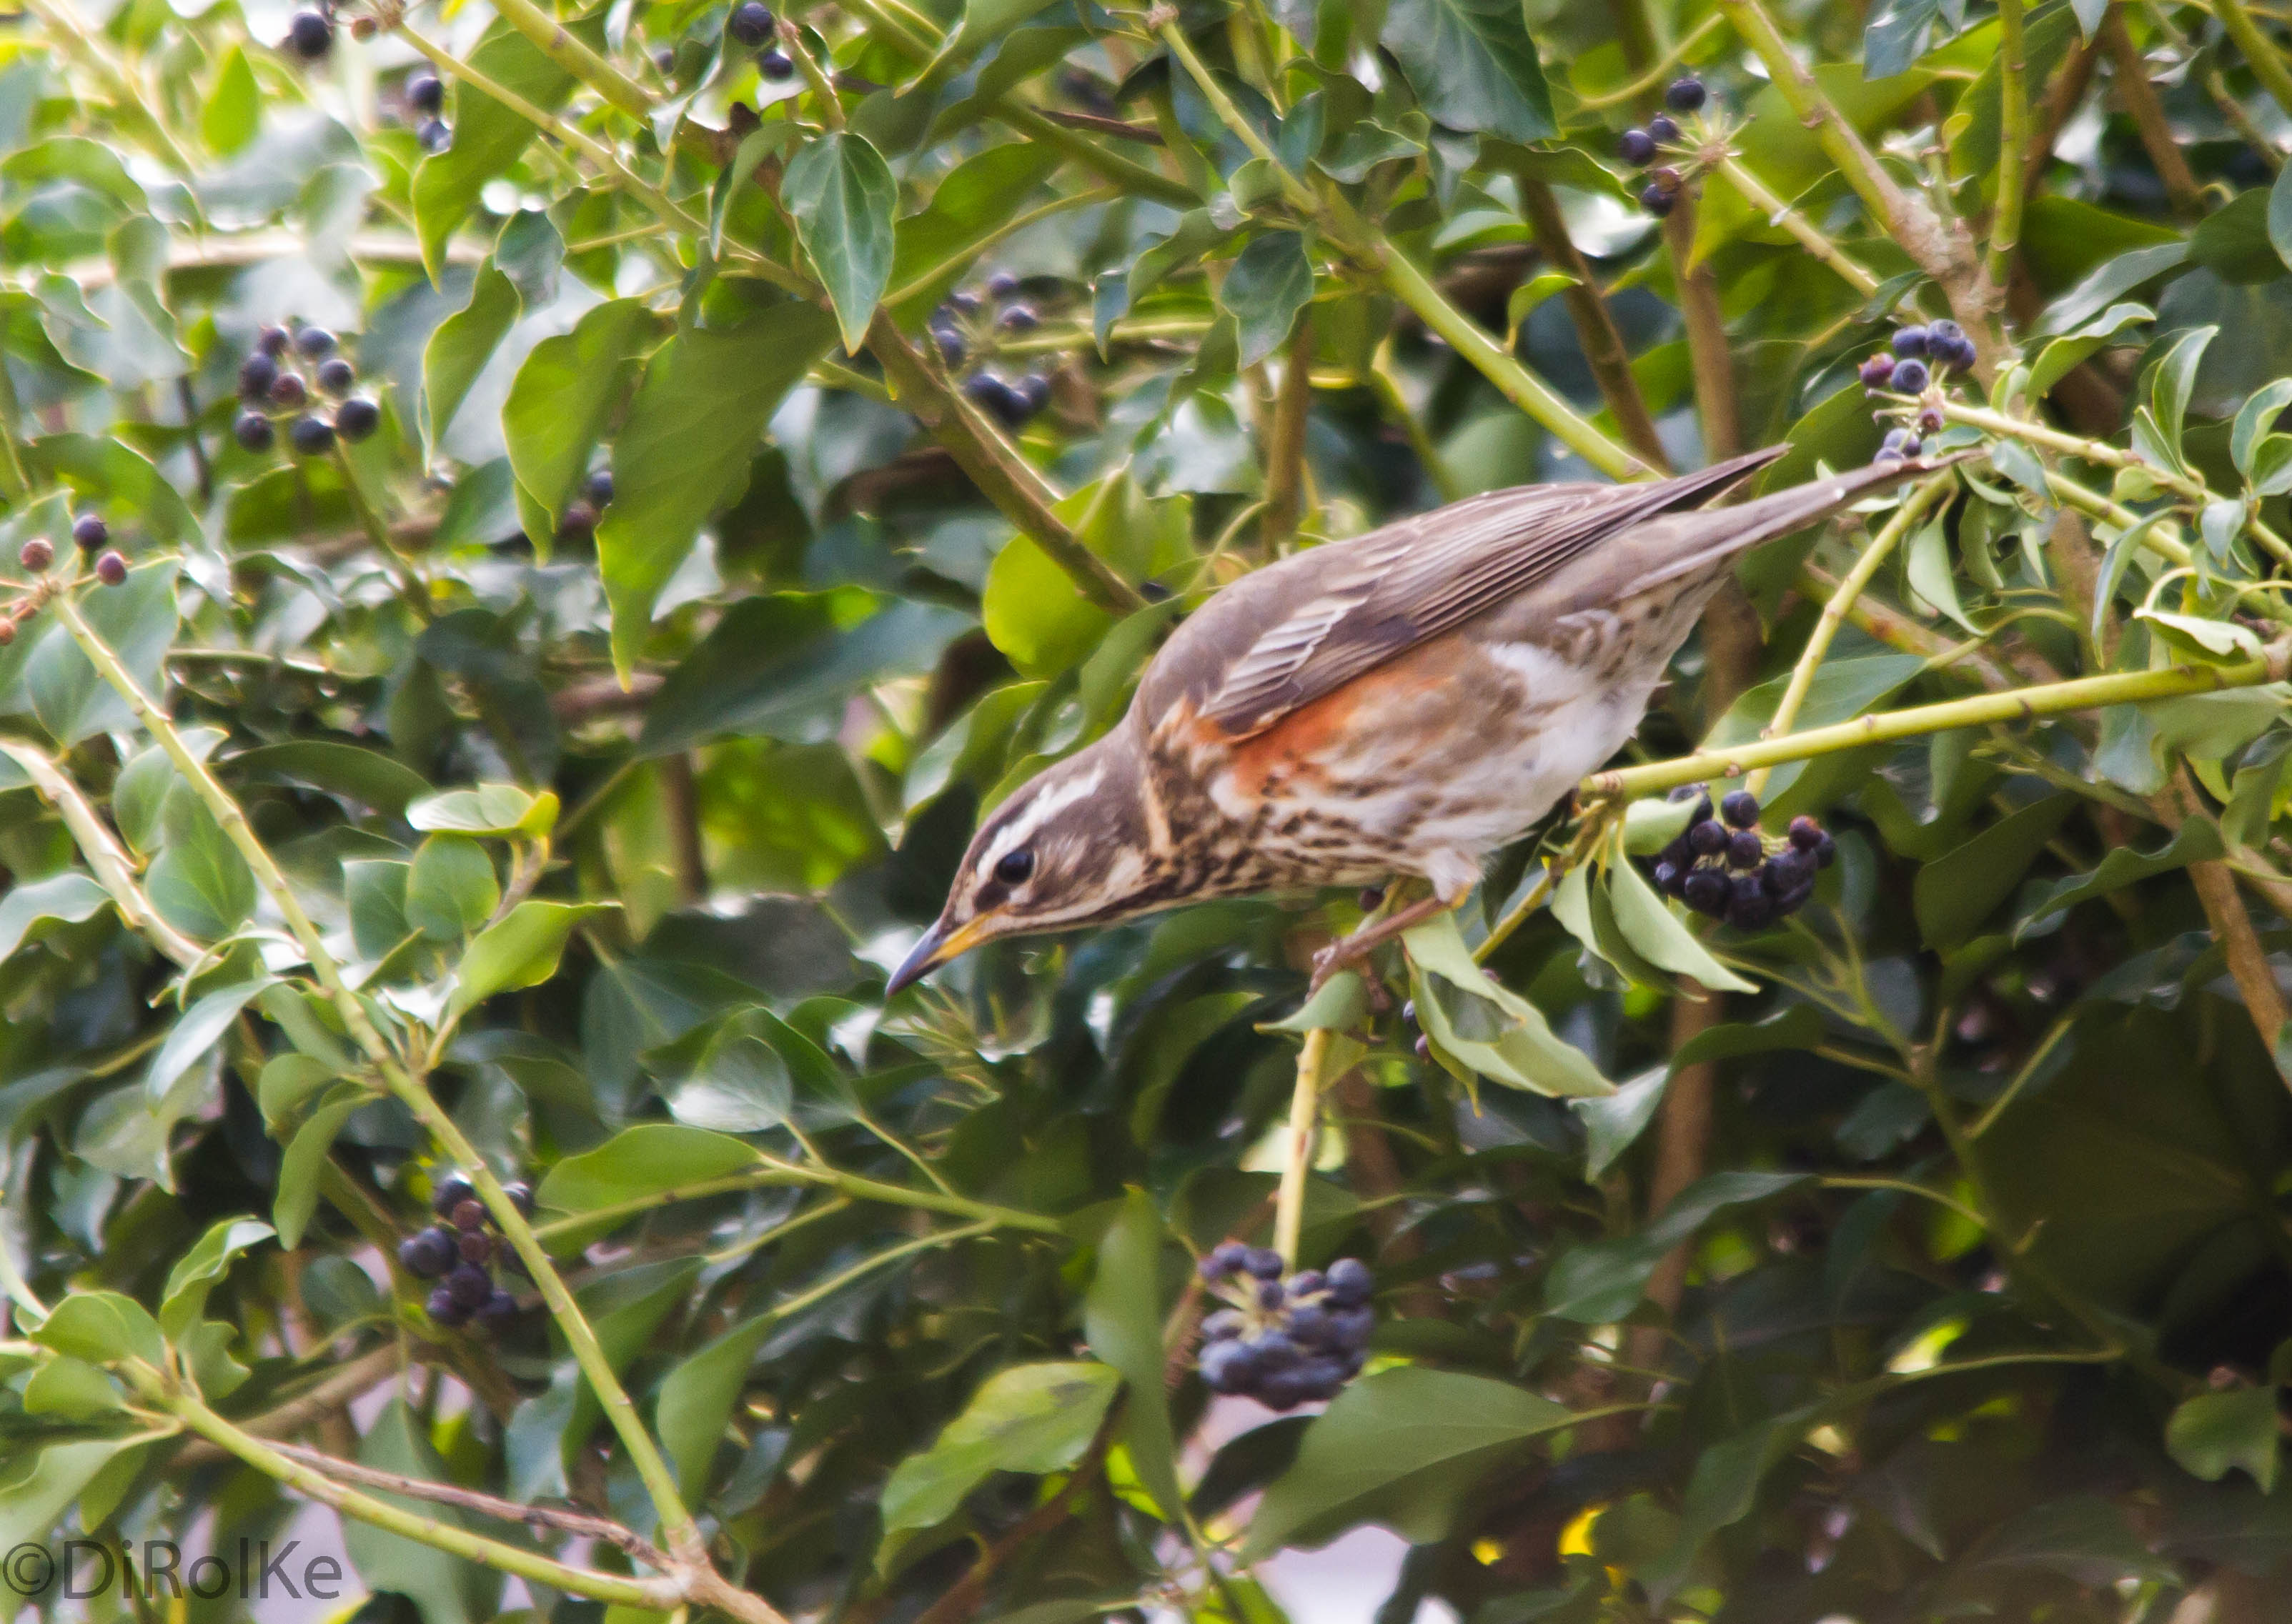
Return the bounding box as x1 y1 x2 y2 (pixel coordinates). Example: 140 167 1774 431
885 912 999 996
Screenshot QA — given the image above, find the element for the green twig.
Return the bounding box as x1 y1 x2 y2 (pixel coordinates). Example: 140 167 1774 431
2211 0 2292 123
1989 0 2033 289
1274 1028 1330 1265
1715 156 1882 297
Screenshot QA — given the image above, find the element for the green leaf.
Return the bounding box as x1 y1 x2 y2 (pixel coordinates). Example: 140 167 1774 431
25 557 179 745
2269 151 2292 277
32 1289 166 1368
663 1009 794 1132
2150 325 2218 464
1261 971 1368 1034
341 1399 500 1624
1402 910 1612 1098
1572 1065 1668 1181
1082 1190 1183 1522
2016 821 2224 935
274 1090 363 1249
2166 1387 2280 1490
596 302 840 681
536 1123 765 1215
159 1216 274 1340
1377 0 1555 141
1670 1005 1825 1070
201 44 260 155
1542 1171 1806 1322
24 1353 124 1419
879 1362 1119 1566
1221 231 1313 369
916 0 1065 77
449 900 610 1020
0 871 111 963
147 781 257 942
0 1439 140 1550
1602 860 1759 995
407 782 558 837
422 259 522 451
147 977 274 1102
782 131 898 354
1905 512 1978 633
230 740 434 820
1244 1367 1578 1558
888 141 1065 313
656 1310 778 1498
411 19 580 286
502 297 658 522
345 860 414 964
1914 794 2075 949
405 834 499 942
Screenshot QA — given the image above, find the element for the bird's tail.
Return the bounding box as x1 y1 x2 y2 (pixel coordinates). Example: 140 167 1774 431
1620 450 1975 599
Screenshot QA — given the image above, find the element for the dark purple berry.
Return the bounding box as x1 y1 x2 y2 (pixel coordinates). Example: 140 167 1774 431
294 325 336 358
1201 1241 1249 1279
963 372 1030 428
1787 815 1823 851
1617 128 1657 166
1682 867 1730 916
1720 789 1760 829
1651 859 1682 894
1813 832 1837 868
446 1262 492 1308
947 289 982 314
1927 318 1963 347
427 1285 470 1326
1016 374 1052 415
728 1 774 44
1726 828 1765 870
1199 1339 1255 1393
1647 113 1680 142
1728 892 1776 931
1243 1247 1284 1280
1324 1258 1372 1305
1202 1309 1246 1340
289 414 334 455
1255 1278 1286 1310
1890 359 1930 393
1244 1331 1301 1372
397 1228 454 1277
502 1180 535 1217
94 550 127 587
986 270 1021 298
257 325 292 357
334 397 381 442
1414 1033 1432 1061
287 9 332 56
653 45 676 73
931 324 966 364
1286 1303 1333 1345
1728 872 1765 913
316 357 355 395
996 304 1040 332
475 1289 518 1327
458 1230 492 1265
408 70 445 114
1875 427 1911 462
758 48 793 79
18 537 51 572
239 352 280 399
1327 1304 1376 1348
234 410 275 452
452 1197 487 1232
582 473 614 512
1288 1268 1325 1297
1639 182 1677 217
559 501 597 540
1762 850 1813 893
70 514 106 551
1687 818 1727 857
269 371 307 407
417 119 452 154
1858 354 1896 389
1917 405 1944 435
1891 325 1930 359
1258 1369 1317 1410
432 1175 475 1217
1666 76 1707 111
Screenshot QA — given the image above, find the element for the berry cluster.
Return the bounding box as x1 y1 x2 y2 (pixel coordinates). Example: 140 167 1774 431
929 276 1053 429
234 324 380 458
1649 789 1834 931
0 521 127 645
557 469 616 542
728 2 795 81
395 1172 531 1330
1617 76 1711 218
1195 1247 1374 1410
402 69 452 155
1857 320 1977 461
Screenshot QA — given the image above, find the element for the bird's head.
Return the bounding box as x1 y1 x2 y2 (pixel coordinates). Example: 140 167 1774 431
886 735 1158 995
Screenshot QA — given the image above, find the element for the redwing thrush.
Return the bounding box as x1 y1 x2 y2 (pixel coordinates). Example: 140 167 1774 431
889 445 1954 994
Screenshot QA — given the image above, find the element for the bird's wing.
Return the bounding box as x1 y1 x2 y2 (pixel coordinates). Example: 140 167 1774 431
1197 447 1787 737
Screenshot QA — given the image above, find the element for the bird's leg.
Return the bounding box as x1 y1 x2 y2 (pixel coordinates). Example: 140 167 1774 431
1309 891 1459 992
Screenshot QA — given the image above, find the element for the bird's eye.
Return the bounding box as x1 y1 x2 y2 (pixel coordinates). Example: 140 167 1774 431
993 849 1035 886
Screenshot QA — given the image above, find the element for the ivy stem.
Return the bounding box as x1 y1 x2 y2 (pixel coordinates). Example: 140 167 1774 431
1274 1027 1330 1265
1575 13 1730 108
48 594 715 1573
0 738 201 966
1747 471 1957 798
1713 156 1882 297
1988 0 2032 289
480 0 656 117
2209 0 2292 123
145 1380 685 1608
1583 648 2291 799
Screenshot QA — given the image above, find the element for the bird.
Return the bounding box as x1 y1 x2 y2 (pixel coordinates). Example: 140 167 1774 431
887 445 1956 995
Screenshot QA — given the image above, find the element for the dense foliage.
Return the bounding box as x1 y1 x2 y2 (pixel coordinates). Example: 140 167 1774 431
8 0 2292 1619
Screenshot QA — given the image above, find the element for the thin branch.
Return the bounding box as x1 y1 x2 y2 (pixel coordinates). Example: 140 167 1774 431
1989 0 2033 289
1514 171 1671 469
0 737 201 966
1260 314 1315 547
174 1345 400 1466
1275 1027 1331 1265
2102 13 2204 215
1715 156 1882 297
2211 0 2292 124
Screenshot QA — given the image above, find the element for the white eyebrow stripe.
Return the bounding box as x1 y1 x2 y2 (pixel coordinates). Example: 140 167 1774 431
978 764 1104 875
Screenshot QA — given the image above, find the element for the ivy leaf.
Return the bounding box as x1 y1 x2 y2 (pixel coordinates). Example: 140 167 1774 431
502 297 659 528
422 259 521 452
783 131 898 354
1221 231 1313 368
159 1217 274 1340
0 872 111 964
1082 1190 1183 1522
595 302 839 682
1378 0 1554 141
410 19 580 286
147 781 256 942
448 900 612 1020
